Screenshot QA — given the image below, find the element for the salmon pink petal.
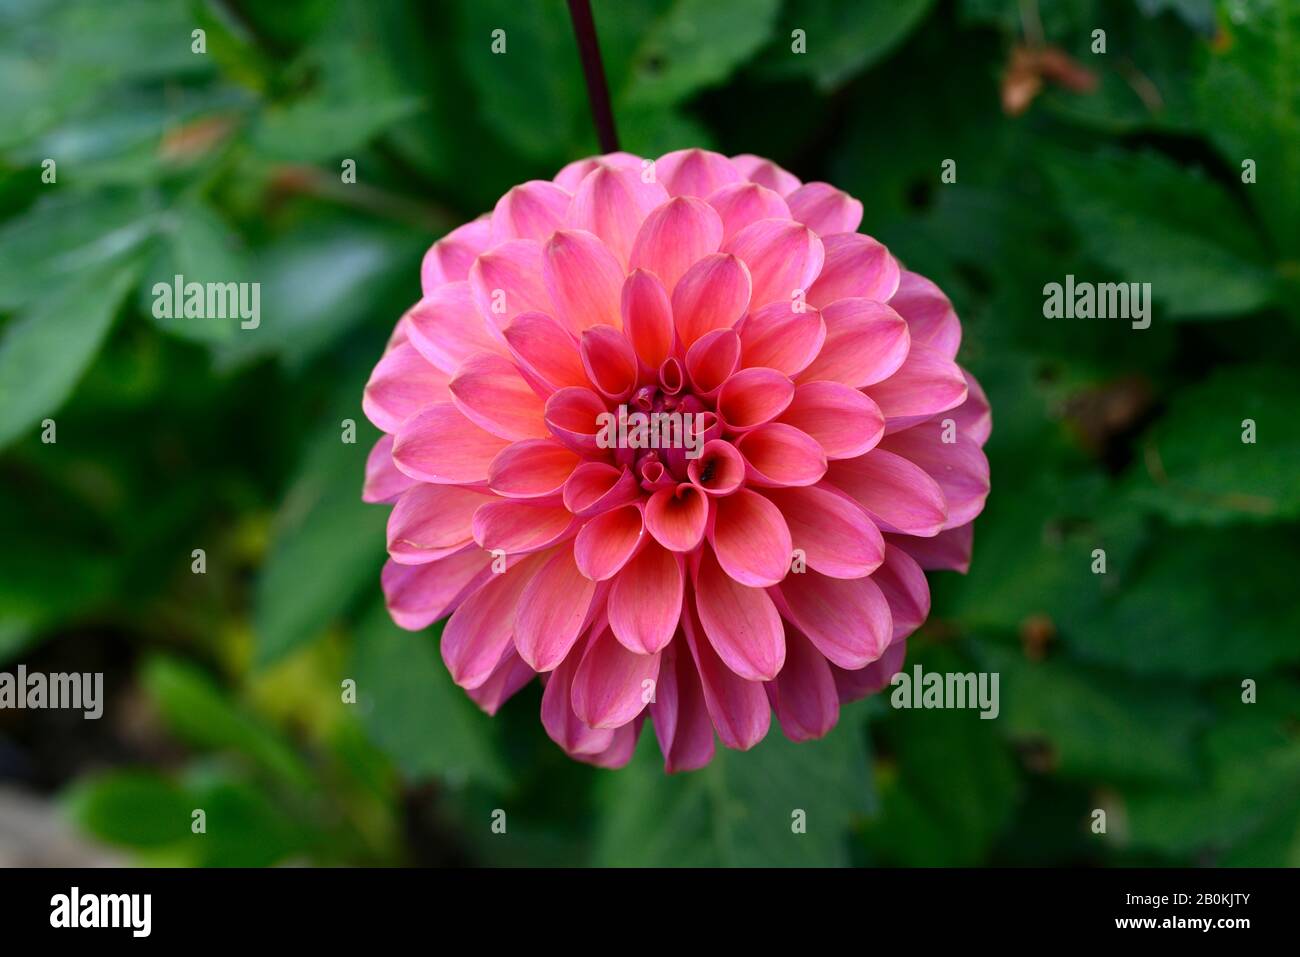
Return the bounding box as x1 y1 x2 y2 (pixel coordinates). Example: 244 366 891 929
775 570 892 670
889 522 974 573
608 542 683 654
682 603 771 751
708 488 794 587
628 196 723 292
487 439 579 500
421 218 491 292
706 182 791 241
544 386 608 456
363 435 416 504
472 500 576 555
832 638 907 704
553 152 643 191
889 269 962 359
952 368 992 446
807 233 901 307
503 311 589 390
797 298 910 388
763 484 884 579
722 219 824 310
489 180 571 244
449 352 547 440
469 239 550 334
567 164 669 267
692 547 786 682
735 423 827 487
514 547 602 671
738 301 825 376
572 629 661 728
881 427 990 528
684 328 741 396
716 367 795 431
580 325 639 400
730 153 801 195
563 462 640 516
826 450 948 537
363 342 451 433
466 650 535 716
780 381 885 459
543 229 625 334
405 282 504 375
872 544 931 641
687 439 746 496
866 342 969 428
383 548 490 632
392 404 510 485
671 252 751 348
650 640 715 772
645 483 709 552
577 719 642 768
541 636 615 755
767 629 839 742
786 182 864 236
620 269 674 369
387 484 487 564
656 148 742 198
574 504 645 580
441 550 550 687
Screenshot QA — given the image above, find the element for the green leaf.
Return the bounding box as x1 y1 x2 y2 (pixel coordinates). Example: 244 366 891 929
65 771 193 848
1042 148 1276 318
141 656 315 791
621 0 781 107
1128 365 1300 523
764 0 936 91
349 602 507 788
0 259 139 449
1197 0 1300 259
593 707 872 866
254 410 387 666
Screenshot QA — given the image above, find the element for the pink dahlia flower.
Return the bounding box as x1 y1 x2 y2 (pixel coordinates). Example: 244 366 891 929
363 149 990 771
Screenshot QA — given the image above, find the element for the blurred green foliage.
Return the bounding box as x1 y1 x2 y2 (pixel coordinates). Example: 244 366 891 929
1 0 1297 867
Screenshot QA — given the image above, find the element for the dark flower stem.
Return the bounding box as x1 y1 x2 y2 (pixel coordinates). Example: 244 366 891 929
566 0 620 153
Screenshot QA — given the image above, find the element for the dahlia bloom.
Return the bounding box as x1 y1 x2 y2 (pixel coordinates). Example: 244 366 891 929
363 149 990 771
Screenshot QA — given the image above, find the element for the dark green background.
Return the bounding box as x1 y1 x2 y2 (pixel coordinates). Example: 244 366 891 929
0 0 1296 866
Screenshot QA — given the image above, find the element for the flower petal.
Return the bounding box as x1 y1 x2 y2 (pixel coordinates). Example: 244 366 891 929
707 488 794 587
888 522 974 573
767 628 839 742
706 181 792 241
686 439 746 496
722 218 824 310
780 380 884 459
363 434 417 504
628 196 723 292
544 386 608 456
466 650 535 716
580 324 639 400
763 484 884 579
571 628 661 728
655 148 742 198
449 352 548 440
363 341 452 433
682 586 775 746
387 484 488 564
889 269 962 359
405 281 504 375
487 439 579 500
797 298 909 388
671 252 751 349
502 311 589 390
650 639 716 772
825 449 948 537
786 182 864 236
730 153 801 195
543 229 625 335
441 550 550 688
716 366 795 431
574 503 646 581
866 342 969 430
807 233 900 307
566 164 668 266
775 570 892 670
468 239 550 334
489 180 571 244
872 543 930 641
514 546 602 671
541 634 616 755
831 638 907 704
684 328 741 396
392 403 510 485
880 426 990 528
738 301 825 377
563 461 641 516
383 548 491 632
422 218 491 292
620 269 674 369
735 423 828 487
608 542 684 654
645 483 709 552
